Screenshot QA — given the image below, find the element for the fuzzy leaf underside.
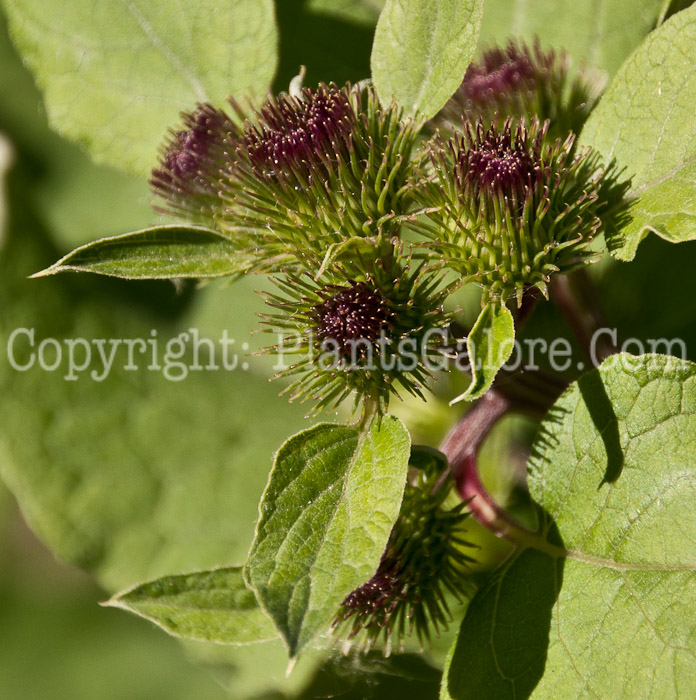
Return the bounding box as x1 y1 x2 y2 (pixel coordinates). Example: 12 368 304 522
443 353 696 699
245 417 411 658
371 0 484 120
32 225 251 280
107 567 278 645
0 0 278 176
580 4 696 260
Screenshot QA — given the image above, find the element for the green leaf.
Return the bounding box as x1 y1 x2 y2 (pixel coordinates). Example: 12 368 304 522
0 0 278 177
0 12 153 251
32 225 251 280
0 99 319 700
443 353 696 699
0 524 232 700
442 547 562 700
453 302 515 403
580 5 696 260
479 0 665 78
0 170 308 594
107 567 278 645
371 0 484 119
245 417 411 658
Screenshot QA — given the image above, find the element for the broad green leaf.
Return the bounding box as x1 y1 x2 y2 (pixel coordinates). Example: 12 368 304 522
0 94 320 700
0 0 277 176
0 170 308 594
371 0 484 119
32 225 251 280
443 353 696 699
107 567 278 645
245 417 411 658
442 547 562 700
453 302 515 403
0 515 231 700
0 12 152 250
479 0 665 78
580 5 696 260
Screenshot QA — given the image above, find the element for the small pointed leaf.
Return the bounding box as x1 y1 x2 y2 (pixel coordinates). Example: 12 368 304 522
453 302 515 403
107 567 278 645
32 225 252 280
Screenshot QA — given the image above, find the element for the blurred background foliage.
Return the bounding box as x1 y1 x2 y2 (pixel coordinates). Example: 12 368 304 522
1 0 696 698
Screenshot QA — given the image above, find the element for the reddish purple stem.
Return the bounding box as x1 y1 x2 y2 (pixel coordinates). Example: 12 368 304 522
440 390 533 539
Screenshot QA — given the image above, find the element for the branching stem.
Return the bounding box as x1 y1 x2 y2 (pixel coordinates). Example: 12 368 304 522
440 390 535 543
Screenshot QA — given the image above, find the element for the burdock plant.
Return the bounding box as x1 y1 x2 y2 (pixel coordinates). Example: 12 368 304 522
36 60 628 654
35 63 625 651
23 2 696 698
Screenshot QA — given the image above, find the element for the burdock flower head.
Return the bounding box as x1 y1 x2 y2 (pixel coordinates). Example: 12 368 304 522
262 242 451 415
242 82 354 181
415 117 620 304
151 82 419 273
433 39 597 140
150 103 242 225
333 448 476 655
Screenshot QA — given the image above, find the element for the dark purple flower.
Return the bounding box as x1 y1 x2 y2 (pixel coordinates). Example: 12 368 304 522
151 104 238 193
453 120 542 205
433 39 596 140
341 554 406 621
150 103 243 223
243 84 355 179
416 115 617 304
333 460 476 654
313 281 393 360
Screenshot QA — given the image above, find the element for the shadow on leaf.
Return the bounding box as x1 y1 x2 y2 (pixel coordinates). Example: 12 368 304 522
444 511 564 700
274 0 375 91
577 369 623 486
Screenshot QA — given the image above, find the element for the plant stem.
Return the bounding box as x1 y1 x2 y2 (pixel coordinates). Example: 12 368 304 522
455 453 535 539
440 389 544 546
440 390 510 466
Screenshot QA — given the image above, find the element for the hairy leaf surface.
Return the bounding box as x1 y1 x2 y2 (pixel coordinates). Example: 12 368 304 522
245 418 411 658
444 354 696 699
